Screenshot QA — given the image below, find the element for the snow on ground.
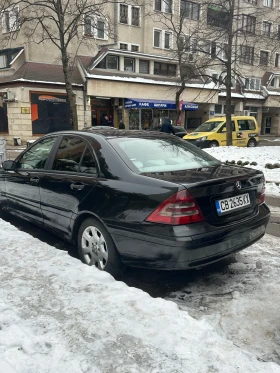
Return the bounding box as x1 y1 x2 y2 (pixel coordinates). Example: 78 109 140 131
0 219 280 373
204 146 280 196
166 234 280 365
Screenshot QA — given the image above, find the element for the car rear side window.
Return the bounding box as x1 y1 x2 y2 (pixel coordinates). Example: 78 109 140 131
79 147 97 174
52 136 86 172
238 120 256 130
17 137 57 170
109 137 220 173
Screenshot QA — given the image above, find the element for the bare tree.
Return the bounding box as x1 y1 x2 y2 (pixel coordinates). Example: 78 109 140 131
8 0 120 130
148 0 274 145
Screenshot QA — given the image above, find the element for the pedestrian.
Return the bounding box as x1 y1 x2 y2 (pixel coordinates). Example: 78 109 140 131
119 121 125 129
160 118 175 135
108 115 114 127
100 113 109 126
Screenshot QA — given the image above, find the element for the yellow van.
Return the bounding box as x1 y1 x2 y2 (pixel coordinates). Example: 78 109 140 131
183 116 259 148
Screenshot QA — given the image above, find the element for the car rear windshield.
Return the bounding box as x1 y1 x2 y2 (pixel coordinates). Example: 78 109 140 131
195 121 224 132
108 137 220 173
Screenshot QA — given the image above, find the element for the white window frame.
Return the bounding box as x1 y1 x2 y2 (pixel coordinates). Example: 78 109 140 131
1 5 20 34
244 77 261 90
119 3 141 26
154 0 173 14
153 28 162 48
164 31 172 49
153 28 173 49
263 0 273 7
180 0 200 20
83 15 108 40
118 42 141 52
131 44 140 52
275 53 280 67
216 43 228 61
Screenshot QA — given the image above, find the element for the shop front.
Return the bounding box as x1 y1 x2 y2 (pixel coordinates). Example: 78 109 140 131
124 98 199 130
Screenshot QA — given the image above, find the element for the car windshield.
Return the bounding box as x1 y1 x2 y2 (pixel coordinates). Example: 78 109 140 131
195 121 224 132
108 137 220 173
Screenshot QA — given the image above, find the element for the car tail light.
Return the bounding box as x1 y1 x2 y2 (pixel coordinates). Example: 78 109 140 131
145 190 204 225
258 177 266 205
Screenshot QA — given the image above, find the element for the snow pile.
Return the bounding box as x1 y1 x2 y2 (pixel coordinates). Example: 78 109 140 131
0 219 279 373
205 146 280 196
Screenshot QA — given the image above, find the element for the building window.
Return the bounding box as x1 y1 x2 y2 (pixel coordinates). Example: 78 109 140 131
243 0 257 4
139 60 149 74
216 43 228 60
154 29 172 49
153 29 161 48
131 44 139 52
124 57 135 72
164 32 172 49
131 6 140 26
241 15 256 34
96 55 119 70
275 53 280 67
154 62 176 76
260 50 269 65
120 43 128 50
245 77 261 90
180 1 200 20
0 48 22 69
154 0 172 13
262 21 272 37
207 5 229 27
2 6 20 33
240 45 254 64
84 16 107 39
120 4 128 24
270 77 275 87
263 0 272 7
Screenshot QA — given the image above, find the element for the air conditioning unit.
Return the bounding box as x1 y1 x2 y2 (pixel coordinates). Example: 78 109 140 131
2 91 15 102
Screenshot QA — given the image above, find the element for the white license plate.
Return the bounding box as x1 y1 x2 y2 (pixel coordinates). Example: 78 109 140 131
215 193 250 215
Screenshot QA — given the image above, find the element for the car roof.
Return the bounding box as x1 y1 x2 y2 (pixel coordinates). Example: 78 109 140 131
206 116 257 122
81 128 173 139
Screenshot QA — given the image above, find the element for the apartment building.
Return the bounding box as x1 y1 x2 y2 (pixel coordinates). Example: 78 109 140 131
0 0 279 143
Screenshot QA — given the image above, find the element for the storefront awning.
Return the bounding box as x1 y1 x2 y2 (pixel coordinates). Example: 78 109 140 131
124 98 199 111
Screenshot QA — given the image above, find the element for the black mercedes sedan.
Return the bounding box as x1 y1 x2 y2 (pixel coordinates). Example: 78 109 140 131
0 129 270 277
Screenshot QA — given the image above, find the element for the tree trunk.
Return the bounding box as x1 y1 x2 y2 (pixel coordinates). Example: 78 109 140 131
61 48 78 130
225 1 234 146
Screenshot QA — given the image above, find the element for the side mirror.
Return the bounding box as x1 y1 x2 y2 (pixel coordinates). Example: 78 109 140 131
2 160 16 171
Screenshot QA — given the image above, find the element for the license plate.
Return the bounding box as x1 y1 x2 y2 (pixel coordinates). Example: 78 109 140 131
215 193 250 215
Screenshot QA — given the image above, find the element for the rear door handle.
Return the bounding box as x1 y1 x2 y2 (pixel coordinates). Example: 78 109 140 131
30 176 40 184
70 182 85 191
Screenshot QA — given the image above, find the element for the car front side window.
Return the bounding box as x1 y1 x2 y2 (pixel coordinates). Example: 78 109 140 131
17 137 57 170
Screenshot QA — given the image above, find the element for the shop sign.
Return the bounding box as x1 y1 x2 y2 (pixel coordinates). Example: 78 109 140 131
124 98 199 111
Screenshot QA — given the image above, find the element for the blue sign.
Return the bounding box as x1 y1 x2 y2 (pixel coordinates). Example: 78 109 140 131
124 98 198 111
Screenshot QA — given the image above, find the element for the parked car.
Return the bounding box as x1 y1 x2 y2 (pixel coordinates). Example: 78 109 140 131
0 130 269 277
172 125 188 138
183 116 259 148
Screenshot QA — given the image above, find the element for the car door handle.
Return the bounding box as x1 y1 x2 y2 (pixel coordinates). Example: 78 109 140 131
30 176 40 184
70 182 85 191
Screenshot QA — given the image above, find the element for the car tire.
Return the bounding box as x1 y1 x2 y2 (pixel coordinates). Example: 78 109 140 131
247 139 257 147
209 141 219 148
77 217 124 278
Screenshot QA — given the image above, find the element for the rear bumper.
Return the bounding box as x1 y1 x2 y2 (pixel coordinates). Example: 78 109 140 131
110 204 270 270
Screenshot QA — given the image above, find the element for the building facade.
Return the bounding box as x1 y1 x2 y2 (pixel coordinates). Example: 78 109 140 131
0 0 280 144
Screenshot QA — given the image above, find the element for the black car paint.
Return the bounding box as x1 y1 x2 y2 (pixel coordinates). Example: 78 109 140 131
0 130 270 270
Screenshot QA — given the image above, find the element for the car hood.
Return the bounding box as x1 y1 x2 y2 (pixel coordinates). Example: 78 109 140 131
183 132 211 139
